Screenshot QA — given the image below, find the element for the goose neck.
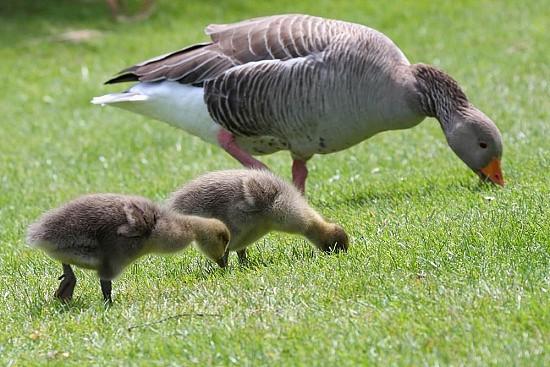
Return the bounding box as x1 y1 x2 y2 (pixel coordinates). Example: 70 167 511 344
412 63 470 133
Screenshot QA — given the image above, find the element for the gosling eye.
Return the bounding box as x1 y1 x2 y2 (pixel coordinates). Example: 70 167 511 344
479 142 488 149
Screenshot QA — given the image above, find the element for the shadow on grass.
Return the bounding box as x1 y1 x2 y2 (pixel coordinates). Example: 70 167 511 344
23 294 94 316
332 179 497 208
237 248 318 271
51 297 97 312
182 242 320 280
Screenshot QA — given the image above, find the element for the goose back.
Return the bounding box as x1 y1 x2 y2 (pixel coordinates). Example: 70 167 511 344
107 15 405 86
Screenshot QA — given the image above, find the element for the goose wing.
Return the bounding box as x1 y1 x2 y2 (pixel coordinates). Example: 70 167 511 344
202 32 362 138
203 22 411 139
105 14 359 85
117 200 157 238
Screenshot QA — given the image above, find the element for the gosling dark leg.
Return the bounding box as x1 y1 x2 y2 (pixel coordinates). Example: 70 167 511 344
54 263 76 301
100 279 112 304
237 249 248 264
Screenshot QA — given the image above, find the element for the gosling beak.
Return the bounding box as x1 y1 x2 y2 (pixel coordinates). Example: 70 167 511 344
479 158 505 186
215 256 227 268
323 242 348 254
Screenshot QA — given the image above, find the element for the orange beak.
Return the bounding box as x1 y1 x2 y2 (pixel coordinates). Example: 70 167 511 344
479 158 505 186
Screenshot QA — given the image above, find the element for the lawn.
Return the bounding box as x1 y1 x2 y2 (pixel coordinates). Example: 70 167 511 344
1 0 549 365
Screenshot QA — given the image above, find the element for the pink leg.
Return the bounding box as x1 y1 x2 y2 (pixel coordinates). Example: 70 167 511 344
217 130 268 170
292 159 308 194
106 0 121 17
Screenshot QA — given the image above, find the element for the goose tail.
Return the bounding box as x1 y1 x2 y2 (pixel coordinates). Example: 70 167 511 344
91 91 149 106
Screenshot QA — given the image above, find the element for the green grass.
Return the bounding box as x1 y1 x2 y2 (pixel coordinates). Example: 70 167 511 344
1 0 549 365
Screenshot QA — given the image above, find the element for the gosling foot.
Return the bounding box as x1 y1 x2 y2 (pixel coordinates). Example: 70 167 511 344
54 264 76 302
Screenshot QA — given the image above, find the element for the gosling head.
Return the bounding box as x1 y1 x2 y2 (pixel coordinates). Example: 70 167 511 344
192 217 231 268
446 107 504 186
308 223 349 254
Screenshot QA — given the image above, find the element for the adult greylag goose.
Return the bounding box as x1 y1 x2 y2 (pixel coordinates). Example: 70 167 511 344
166 169 349 265
92 14 505 192
27 194 230 302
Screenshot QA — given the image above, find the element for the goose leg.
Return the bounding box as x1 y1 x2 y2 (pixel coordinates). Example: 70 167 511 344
292 159 308 194
134 0 156 21
100 279 112 304
237 249 248 264
54 264 76 301
106 0 121 18
108 0 156 22
217 130 268 170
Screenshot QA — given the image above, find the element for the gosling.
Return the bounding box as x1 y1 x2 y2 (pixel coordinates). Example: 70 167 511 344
166 169 349 265
27 194 230 303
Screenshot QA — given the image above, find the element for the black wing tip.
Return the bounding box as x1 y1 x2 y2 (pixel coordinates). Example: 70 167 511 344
103 42 215 85
104 73 139 84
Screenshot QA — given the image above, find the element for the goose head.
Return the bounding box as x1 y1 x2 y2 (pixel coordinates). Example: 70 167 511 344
445 106 504 185
413 64 505 186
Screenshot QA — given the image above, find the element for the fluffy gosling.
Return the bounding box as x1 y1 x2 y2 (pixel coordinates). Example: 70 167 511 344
167 169 349 265
27 194 230 303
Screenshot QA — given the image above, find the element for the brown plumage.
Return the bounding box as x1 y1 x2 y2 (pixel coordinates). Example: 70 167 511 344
95 14 505 192
166 169 349 265
27 194 230 303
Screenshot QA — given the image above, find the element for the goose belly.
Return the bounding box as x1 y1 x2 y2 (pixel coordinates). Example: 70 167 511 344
37 241 101 269
234 135 291 155
235 113 425 159
310 114 425 155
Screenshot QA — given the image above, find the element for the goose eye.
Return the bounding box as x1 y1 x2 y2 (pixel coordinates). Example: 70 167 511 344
479 142 488 149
